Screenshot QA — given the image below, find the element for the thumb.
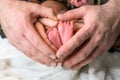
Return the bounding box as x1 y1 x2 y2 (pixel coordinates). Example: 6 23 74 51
34 4 57 20
57 7 85 21
39 18 58 28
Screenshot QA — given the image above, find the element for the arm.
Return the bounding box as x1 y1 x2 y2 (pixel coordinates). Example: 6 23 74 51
114 0 120 12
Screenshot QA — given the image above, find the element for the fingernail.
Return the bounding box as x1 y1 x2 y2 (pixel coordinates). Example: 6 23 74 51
57 14 62 19
57 58 64 62
56 53 64 58
45 63 51 67
62 65 70 70
50 62 57 67
72 67 81 70
49 54 56 60
72 65 82 70
51 16 58 21
62 66 68 70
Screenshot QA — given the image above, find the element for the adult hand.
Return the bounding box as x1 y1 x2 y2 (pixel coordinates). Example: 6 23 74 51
57 0 120 69
0 0 57 67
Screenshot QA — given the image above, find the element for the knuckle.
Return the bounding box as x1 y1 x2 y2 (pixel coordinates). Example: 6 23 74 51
24 42 33 52
73 40 79 47
82 53 88 58
78 52 88 59
33 39 40 47
88 23 97 32
31 3 40 10
95 35 102 44
48 8 54 14
84 30 91 38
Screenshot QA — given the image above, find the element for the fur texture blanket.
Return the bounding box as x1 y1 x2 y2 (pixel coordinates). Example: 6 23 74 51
0 37 120 80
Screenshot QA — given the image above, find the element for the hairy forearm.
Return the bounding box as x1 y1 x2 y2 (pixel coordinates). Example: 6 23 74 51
110 0 120 16
102 0 120 19
101 0 120 35
114 0 120 7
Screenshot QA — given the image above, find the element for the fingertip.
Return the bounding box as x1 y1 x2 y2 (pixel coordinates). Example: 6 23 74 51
56 53 60 59
50 62 57 67
49 53 56 60
39 18 58 27
56 51 64 59
57 14 63 20
51 16 58 21
48 10 58 21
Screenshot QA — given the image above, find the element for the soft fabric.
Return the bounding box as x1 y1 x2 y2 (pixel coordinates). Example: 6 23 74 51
0 37 120 80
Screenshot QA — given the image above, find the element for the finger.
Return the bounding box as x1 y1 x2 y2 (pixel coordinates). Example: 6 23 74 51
12 36 57 67
32 4 57 20
31 47 57 67
17 34 57 66
12 41 46 65
23 40 57 67
63 36 99 68
74 21 84 32
24 22 56 60
56 25 91 59
35 22 57 51
57 7 85 21
9 34 46 64
38 18 58 28
72 46 105 69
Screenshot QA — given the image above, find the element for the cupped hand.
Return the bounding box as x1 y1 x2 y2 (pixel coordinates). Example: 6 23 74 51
57 0 120 69
0 0 57 67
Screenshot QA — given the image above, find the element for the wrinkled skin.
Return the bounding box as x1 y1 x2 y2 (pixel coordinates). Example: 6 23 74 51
57 0 120 69
0 0 58 67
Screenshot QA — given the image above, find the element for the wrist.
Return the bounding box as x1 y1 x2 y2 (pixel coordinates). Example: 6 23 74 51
114 0 120 13
102 0 120 52
101 0 120 21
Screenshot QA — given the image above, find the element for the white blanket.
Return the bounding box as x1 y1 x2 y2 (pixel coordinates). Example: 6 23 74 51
0 37 120 80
